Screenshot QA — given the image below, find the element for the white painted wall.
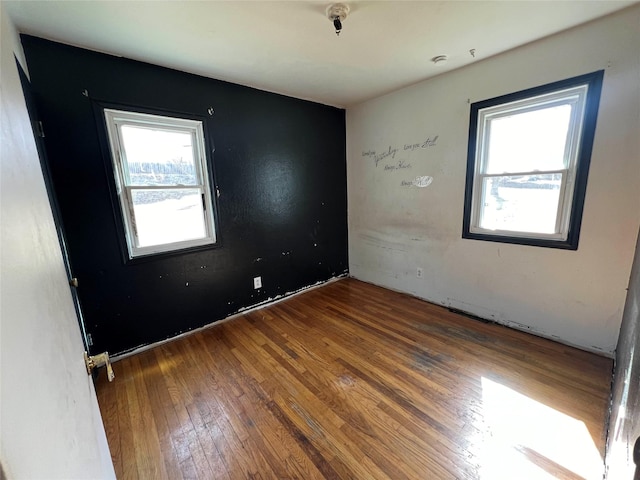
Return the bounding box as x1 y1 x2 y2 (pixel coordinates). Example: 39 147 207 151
0 6 115 479
346 5 640 356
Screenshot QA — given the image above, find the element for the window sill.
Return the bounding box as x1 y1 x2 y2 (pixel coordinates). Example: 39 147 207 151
121 240 221 265
462 230 578 250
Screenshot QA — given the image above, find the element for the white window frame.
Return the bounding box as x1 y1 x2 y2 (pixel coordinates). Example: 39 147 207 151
469 86 587 241
463 71 603 250
104 109 216 258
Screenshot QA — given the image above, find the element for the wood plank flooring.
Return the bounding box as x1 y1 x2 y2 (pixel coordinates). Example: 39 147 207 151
96 278 613 479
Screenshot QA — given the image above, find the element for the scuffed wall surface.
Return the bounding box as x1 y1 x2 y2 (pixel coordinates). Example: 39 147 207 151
347 6 640 355
606 231 640 478
0 7 114 479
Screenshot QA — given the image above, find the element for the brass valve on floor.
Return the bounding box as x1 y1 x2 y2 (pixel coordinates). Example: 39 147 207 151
84 351 115 382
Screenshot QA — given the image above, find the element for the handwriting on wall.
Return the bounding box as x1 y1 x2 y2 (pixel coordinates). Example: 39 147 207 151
362 136 438 169
362 147 398 168
384 160 411 172
362 135 439 187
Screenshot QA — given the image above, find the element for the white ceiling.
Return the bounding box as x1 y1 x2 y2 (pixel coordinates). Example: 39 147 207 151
4 1 637 108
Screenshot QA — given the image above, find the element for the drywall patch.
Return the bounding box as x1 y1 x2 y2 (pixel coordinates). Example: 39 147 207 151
359 232 408 253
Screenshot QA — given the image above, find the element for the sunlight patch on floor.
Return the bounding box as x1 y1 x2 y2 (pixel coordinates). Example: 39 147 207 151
480 377 603 480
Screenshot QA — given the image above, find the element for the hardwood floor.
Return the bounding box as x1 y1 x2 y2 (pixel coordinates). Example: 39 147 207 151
96 278 613 479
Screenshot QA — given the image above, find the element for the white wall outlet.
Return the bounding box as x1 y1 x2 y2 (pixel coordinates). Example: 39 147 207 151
253 276 262 289
416 267 423 278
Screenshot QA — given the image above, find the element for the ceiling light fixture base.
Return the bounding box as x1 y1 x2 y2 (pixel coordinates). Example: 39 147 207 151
327 3 350 36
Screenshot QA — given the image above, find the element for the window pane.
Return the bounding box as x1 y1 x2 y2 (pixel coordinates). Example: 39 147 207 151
120 125 197 186
131 189 205 247
479 174 562 234
485 104 572 174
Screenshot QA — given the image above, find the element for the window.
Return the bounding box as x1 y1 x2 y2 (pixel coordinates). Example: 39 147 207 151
104 109 217 258
463 71 603 249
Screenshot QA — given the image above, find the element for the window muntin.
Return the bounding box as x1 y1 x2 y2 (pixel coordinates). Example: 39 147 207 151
104 109 216 258
463 71 603 249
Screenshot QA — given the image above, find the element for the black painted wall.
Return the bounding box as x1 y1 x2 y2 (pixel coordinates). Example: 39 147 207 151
21 35 348 355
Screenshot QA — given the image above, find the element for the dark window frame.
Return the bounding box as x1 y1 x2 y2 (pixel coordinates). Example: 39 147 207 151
92 100 221 264
462 70 604 250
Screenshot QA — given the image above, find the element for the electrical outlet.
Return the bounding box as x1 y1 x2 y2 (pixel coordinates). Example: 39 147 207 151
416 267 423 278
253 276 262 289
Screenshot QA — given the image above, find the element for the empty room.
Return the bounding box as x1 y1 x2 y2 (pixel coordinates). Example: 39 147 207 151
2 1 640 479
